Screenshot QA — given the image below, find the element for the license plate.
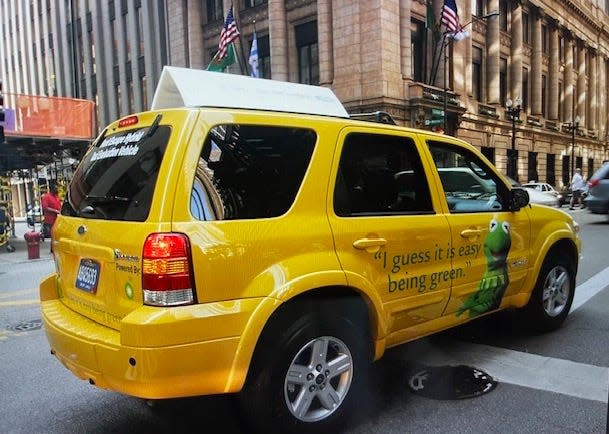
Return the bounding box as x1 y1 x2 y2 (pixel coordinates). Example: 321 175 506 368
75 259 100 294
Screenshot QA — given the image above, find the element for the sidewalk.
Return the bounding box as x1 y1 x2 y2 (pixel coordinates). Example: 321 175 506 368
0 219 54 265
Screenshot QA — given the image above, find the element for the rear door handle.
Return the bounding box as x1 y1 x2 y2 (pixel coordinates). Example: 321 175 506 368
353 237 387 252
460 229 482 239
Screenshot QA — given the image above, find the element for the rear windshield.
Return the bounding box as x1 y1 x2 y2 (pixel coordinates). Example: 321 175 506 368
191 124 316 220
62 122 170 221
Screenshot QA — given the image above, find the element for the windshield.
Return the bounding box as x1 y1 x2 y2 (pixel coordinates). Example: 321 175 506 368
62 124 171 221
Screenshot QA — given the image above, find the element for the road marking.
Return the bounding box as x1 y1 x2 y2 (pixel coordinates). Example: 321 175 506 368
571 265 609 312
0 299 40 307
0 288 38 300
419 341 609 402
417 268 609 403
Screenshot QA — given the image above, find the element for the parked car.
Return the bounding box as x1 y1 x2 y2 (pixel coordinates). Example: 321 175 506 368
522 182 560 196
584 161 609 214
26 204 42 227
39 67 581 433
508 179 559 207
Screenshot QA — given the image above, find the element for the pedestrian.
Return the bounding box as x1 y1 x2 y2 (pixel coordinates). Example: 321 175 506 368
569 168 586 210
41 180 62 252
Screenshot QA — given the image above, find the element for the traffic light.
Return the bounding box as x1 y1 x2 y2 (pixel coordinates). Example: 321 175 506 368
0 79 4 142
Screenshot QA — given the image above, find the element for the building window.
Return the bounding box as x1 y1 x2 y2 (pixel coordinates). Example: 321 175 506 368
547 154 555 186
471 0 484 17
243 0 267 8
295 21 319 85
500 57 507 106
411 19 425 82
522 12 529 44
541 74 547 116
499 0 508 31
206 0 223 22
256 35 271 79
558 80 563 121
472 46 483 102
588 158 594 180
527 151 538 182
541 23 549 54
559 35 564 62
481 146 495 164
562 155 570 187
522 67 529 111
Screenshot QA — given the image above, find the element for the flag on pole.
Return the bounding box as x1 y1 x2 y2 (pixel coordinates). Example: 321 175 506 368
248 31 259 78
441 0 469 40
207 43 237 72
218 6 240 59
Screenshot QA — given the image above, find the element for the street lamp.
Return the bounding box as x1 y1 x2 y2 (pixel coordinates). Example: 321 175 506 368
441 11 499 133
565 116 580 180
505 97 522 181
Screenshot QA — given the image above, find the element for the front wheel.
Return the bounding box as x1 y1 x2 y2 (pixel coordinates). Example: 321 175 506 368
522 253 575 332
239 298 371 434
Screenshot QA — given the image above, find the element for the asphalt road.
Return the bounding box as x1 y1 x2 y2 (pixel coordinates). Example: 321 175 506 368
1 209 608 434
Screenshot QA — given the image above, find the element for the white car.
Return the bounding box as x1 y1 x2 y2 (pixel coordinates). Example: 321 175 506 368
522 182 560 196
510 180 559 207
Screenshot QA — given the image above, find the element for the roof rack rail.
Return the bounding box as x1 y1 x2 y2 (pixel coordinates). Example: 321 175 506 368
349 111 396 125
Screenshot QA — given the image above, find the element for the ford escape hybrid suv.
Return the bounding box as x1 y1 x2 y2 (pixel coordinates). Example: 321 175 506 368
40 67 581 433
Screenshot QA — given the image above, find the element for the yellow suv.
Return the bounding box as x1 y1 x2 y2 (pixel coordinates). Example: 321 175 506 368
40 67 581 433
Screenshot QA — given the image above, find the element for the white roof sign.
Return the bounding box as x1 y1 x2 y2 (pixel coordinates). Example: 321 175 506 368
150 66 349 118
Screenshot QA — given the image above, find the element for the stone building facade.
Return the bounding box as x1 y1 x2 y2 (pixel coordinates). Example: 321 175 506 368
3 0 608 188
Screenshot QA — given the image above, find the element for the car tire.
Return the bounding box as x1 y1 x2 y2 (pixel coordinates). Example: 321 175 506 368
238 296 371 434
521 252 575 332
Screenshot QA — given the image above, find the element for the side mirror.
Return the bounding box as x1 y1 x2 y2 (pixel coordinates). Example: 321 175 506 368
509 187 530 211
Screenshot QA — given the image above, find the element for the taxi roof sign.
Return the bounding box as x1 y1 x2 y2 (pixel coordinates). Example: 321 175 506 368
150 66 349 118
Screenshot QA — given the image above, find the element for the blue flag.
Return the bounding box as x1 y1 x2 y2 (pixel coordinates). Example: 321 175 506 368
249 32 259 78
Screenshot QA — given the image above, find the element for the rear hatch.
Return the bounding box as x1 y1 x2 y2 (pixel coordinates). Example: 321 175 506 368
54 110 194 330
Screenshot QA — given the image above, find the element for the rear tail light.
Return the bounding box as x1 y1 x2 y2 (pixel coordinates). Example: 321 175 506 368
142 233 196 306
588 179 599 188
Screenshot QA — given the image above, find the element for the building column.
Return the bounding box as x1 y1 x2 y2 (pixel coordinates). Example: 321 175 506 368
599 56 607 140
548 21 559 120
399 0 411 81
486 0 500 104
564 34 573 122
531 8 542 115
510 1 523 102
588 49 597 131
318 0 333 86
577 42 586 125
268 0 288 81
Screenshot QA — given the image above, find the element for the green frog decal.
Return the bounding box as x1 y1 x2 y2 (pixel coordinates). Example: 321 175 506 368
457 218 511 318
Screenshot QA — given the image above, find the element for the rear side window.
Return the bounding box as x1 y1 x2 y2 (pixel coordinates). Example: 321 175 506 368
63 123 170 221
191 124 316 220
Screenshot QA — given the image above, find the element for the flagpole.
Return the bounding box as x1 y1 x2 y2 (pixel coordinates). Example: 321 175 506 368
231 6 247 75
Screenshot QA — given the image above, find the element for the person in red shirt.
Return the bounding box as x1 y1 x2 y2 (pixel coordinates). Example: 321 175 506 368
41 180 61 249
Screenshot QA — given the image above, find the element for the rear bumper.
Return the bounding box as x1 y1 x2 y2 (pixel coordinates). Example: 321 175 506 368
584 195 609 214
40 274 265 399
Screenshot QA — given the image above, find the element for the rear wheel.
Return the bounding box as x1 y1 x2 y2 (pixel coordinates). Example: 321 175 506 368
239 297 371 434
522 252 575 332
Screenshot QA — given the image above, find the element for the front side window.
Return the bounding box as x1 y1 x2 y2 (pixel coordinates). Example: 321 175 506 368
191 125 316 220
334 133 433 216
428 141 509 213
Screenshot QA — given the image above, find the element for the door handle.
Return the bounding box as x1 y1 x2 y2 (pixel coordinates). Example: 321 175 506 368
353 237 387 252
460 229 482 238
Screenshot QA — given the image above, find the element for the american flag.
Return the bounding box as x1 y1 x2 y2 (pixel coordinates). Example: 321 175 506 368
441 0 462 33
218 6 240 59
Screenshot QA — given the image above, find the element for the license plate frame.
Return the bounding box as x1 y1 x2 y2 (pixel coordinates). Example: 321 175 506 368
75 259 101 294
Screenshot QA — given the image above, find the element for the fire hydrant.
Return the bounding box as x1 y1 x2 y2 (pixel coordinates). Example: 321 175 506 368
24 231 41 260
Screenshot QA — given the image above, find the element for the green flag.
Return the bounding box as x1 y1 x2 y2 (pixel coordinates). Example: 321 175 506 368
207 43 236 72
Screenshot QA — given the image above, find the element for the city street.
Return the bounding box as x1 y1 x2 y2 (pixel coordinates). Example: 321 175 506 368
1 209 608 434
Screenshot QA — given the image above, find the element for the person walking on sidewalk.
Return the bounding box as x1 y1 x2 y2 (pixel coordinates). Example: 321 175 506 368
569 168 586 210
41 180 61 251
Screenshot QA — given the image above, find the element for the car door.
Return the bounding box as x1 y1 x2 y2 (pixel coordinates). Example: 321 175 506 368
424 138 531 318
328 129 452 345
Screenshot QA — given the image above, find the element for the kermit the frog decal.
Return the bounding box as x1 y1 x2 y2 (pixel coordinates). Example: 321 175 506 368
457 218 511 318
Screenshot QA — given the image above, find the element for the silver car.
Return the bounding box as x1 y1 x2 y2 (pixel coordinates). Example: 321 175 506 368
584 162 609 214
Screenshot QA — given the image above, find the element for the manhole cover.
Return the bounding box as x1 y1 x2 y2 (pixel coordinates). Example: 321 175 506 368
7 319 43 332
407 363 497 400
